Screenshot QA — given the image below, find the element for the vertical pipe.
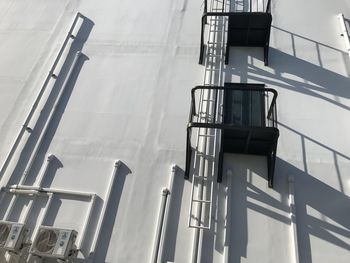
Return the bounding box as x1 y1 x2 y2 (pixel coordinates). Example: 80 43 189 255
338 14 350 59
288 176 299 263
21 154 55 224
3 155 54 221
20 51 82 186
0 13 81 184
78 194 97 250
223 169 232 263
3 51 81 221
158 164 178 263
90 160 121 256
151 188 170 263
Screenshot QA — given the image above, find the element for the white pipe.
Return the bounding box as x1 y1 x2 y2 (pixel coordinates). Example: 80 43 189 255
20 51 82 185
158 164 178 263
0 13 82 184
90 160 122 257
8 185 95 198
22 154 55 224
27 193 54 263
151 188 170 263
3 154 55 220
78 194 97 250
223 169 232 263
2 51 82 220
288 176 299 263
338 14 350 58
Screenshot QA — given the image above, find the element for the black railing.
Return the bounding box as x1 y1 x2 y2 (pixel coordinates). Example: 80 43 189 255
200 0 272 65
185 84 279 187
204 0 271 14
189 85 277 128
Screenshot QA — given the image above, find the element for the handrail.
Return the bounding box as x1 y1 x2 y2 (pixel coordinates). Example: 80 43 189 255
0 12 83 183
190 85 278 126
199 10 272 64
266 0 271 13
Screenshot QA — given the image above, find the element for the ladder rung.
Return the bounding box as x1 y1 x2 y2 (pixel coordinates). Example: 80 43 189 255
192 199 211 203
205 68 221 71
202 99 215 102
209 30 225 33
194 175 213 181
207 42 225 45
189 224 211 230
196 153 215 158
198 134 215 137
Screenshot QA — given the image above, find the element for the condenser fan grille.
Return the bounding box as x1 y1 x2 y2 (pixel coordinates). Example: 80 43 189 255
0 223 11 246
35 229 58 254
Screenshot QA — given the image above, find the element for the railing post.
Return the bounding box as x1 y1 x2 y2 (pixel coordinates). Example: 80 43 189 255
266 0 271 13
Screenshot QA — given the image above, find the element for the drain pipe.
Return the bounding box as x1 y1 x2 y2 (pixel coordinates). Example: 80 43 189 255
223 169 232 263
0 13 82 184
157 164 178 263
151 188 170 263
151 164 178 263
338 14 350 59
20 51 82 185
90 160 122 258
2 51 82 221
288 176 299 263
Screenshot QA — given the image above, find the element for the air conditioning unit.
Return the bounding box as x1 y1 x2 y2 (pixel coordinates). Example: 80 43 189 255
0 221 28 252
30 226 77 260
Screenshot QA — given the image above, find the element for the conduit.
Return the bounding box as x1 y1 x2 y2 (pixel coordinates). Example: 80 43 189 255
90 160 122 257
151 164 178 263
338 14 350 58
223 169 232 263
288 176 299 263
2 51 82 222
20 51 82 185
2 154 55 221
0 13 82 184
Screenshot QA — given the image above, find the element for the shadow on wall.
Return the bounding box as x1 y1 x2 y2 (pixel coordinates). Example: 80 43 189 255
223 125 350 263
160 167 185 263
277 158 350 263
7 15 94 186
90 162 132 262
222 27 350 105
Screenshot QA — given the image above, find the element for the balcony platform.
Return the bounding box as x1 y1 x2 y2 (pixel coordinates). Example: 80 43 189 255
185 83 279 187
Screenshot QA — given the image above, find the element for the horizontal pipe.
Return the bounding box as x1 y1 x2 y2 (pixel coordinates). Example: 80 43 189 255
0 13 82 184
6 184 95 198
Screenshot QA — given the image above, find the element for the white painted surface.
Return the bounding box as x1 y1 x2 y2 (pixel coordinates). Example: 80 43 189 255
0 0 349 262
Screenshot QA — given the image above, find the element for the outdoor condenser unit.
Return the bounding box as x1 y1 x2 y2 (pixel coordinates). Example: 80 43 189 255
0 221 28 253
30 226 77 260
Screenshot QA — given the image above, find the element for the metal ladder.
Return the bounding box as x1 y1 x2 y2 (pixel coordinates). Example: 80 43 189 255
188 0 228 230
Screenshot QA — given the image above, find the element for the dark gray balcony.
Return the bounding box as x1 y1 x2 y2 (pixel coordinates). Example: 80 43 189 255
185 83 279 187
199 0 272 65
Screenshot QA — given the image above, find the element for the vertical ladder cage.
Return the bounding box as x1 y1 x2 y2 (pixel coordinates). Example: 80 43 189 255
187 0 229 230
